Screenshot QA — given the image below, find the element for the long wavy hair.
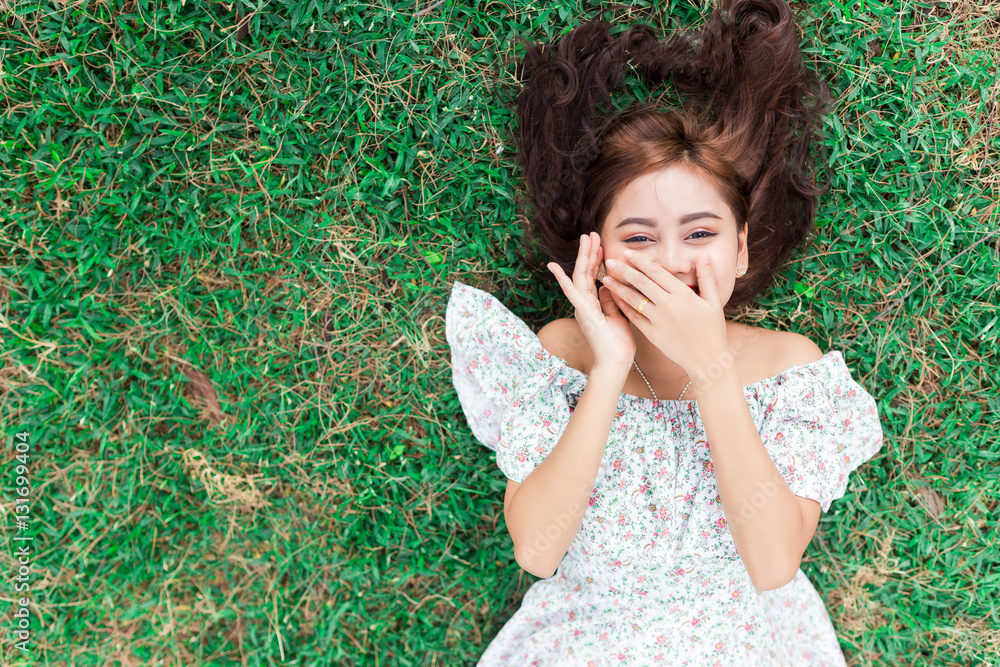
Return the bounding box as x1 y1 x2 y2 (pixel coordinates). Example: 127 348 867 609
507 0 832 316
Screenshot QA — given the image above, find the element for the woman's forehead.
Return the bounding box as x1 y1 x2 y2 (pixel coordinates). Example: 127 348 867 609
610 167 730 221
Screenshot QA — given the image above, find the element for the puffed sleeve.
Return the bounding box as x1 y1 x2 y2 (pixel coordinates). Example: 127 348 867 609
445 281 579 483
757 351 884 513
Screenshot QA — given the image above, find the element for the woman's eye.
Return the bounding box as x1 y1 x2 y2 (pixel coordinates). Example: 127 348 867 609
624 232 717 243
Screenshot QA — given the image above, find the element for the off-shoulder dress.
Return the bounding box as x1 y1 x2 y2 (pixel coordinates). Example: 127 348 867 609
445 280 884 666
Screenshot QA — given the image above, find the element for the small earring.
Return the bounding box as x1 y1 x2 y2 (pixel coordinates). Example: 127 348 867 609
596 265 606 281
736 265 746 276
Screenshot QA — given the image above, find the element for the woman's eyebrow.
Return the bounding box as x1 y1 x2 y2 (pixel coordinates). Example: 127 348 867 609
614 212 723 229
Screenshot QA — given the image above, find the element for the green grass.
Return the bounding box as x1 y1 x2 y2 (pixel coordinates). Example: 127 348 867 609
1 0 998 664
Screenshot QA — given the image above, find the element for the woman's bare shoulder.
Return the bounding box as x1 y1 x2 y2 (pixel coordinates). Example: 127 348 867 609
537 318 590 374
743 325 823 375
540 319 821 381
772 329 824 367
727 322 823 385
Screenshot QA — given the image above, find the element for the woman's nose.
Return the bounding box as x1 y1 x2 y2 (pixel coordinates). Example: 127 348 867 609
652 251 692 276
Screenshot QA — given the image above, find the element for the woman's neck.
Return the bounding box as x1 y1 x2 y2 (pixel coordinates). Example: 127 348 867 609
627 320 740 395
630 341 687 382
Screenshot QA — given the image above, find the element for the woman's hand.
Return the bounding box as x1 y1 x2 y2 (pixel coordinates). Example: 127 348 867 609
600 250 729 380
546 232 636 372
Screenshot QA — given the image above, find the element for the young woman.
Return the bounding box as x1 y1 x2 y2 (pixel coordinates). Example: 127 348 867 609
445 0 884 663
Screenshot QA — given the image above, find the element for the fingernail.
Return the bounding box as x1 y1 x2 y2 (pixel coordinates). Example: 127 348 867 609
606 259 617 269
623 250 633 258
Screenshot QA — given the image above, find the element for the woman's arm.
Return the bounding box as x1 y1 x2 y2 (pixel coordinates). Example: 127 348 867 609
506 364 629 578
694 336 824 592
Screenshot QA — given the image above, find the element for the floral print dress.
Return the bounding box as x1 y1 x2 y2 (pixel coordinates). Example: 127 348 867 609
445 281 884 666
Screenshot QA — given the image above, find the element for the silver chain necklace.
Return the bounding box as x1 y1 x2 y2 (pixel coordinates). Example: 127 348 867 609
632 360 692 401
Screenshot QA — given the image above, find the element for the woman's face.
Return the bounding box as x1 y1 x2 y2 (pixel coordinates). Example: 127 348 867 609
598 164 748 306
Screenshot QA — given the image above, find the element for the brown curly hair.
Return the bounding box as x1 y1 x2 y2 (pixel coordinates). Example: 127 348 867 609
506 0 832 316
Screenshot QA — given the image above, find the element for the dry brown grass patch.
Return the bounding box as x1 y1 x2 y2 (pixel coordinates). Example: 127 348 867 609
181 448 274 509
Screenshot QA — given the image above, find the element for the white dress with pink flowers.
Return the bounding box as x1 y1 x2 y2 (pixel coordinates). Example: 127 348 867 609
445 280 884 666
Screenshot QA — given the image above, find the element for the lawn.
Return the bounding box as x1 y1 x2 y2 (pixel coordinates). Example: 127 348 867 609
1 0 998 664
